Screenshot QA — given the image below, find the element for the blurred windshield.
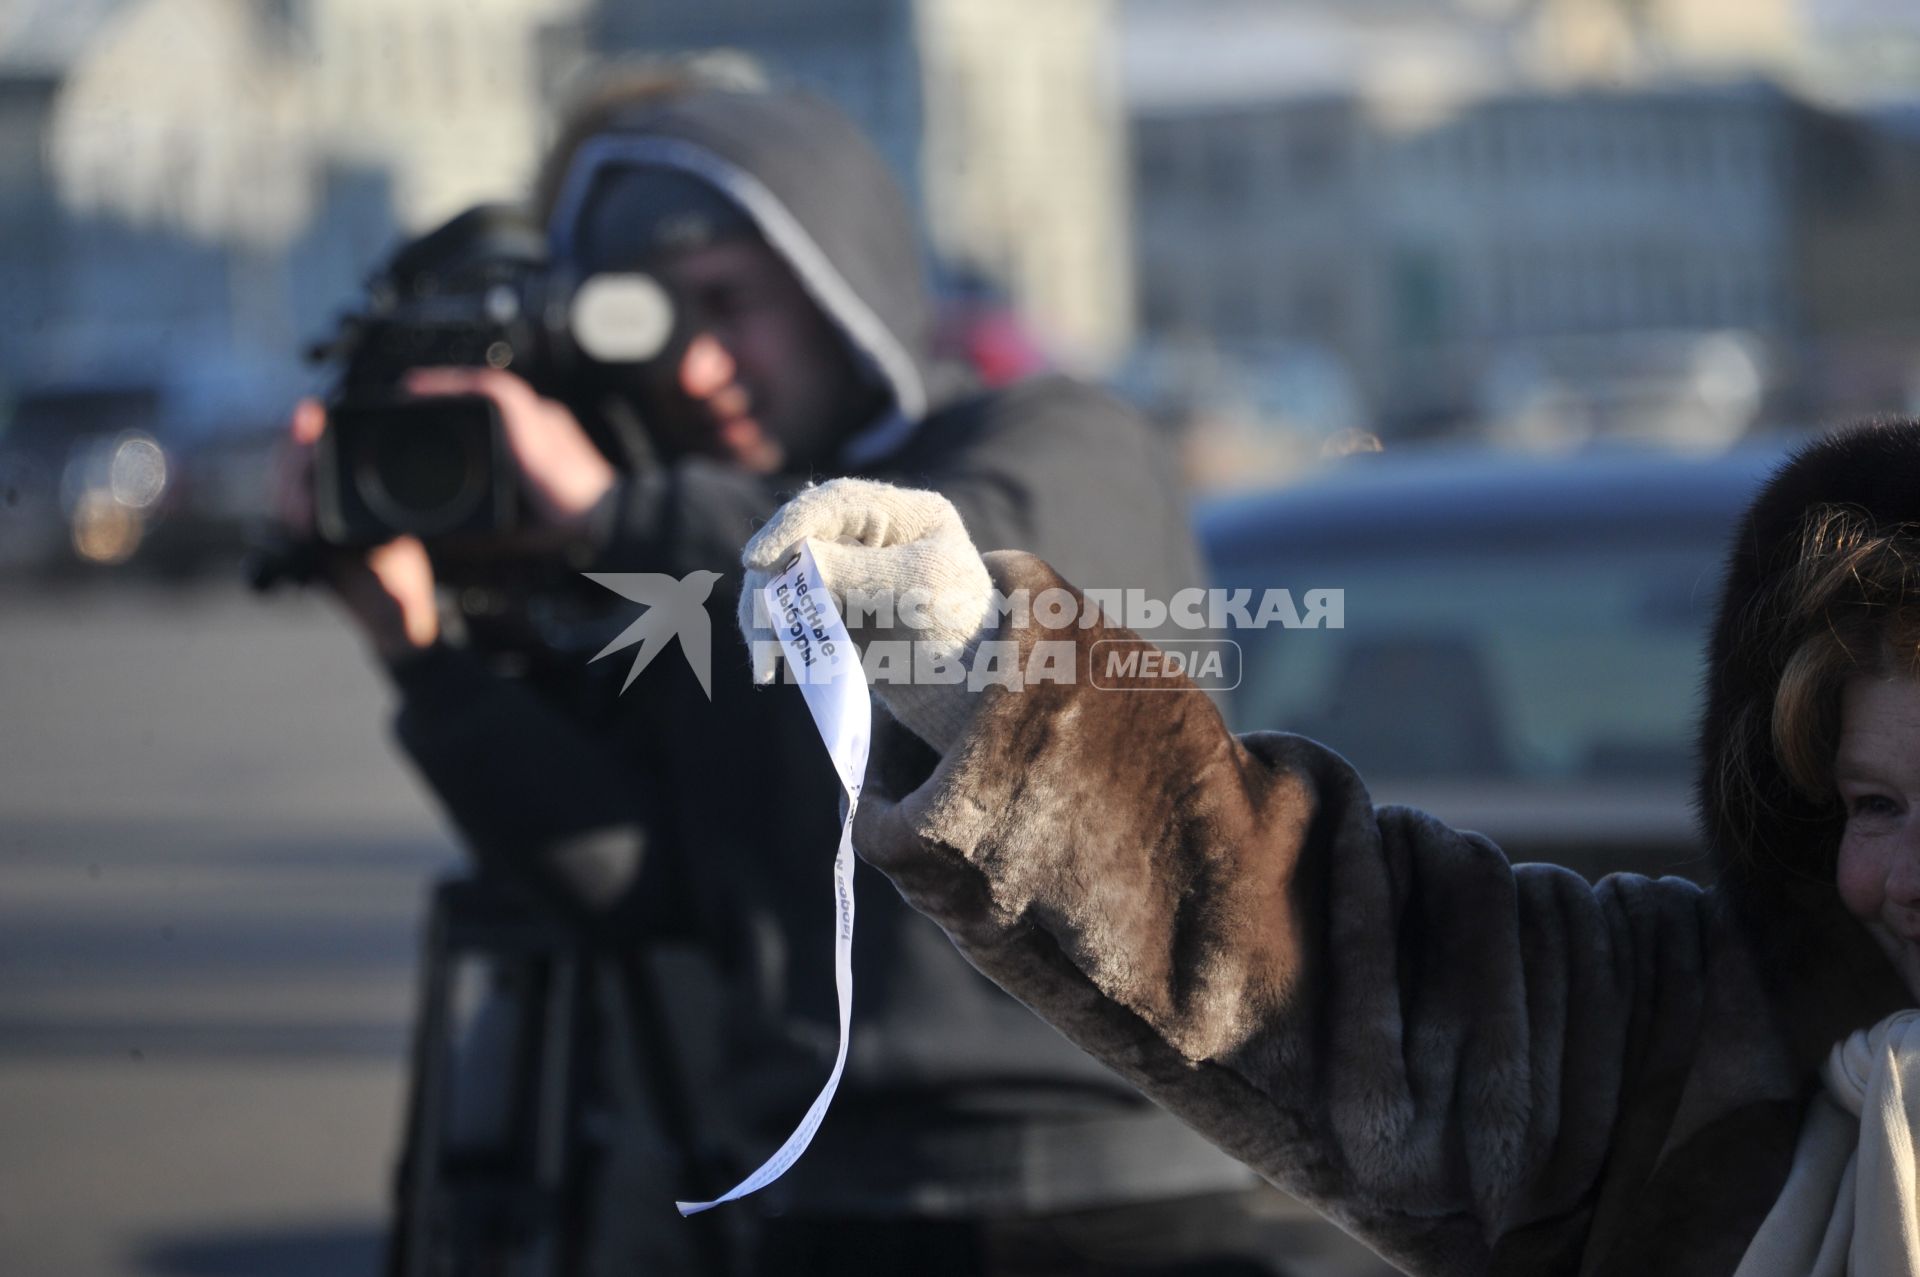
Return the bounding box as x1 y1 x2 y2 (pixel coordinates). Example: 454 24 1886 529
1215 527 1725 787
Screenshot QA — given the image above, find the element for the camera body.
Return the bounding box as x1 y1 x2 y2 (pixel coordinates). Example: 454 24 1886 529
312 204 675 547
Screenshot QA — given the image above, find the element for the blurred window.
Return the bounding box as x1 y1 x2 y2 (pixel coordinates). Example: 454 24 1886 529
1294 279 1340 335
1287 130 1341 189
1135 125 1178 194
1217 274 1259 337
1205 125 1249 206
1392 249 1449 344
1140 265 1178 332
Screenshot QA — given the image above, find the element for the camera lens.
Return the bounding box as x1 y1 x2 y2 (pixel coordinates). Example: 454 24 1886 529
356 409 488 535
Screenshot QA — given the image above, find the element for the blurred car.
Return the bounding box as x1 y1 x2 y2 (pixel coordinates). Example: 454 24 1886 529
0 383 286 581
0 447 66 573
1197 442 1797 884
0 385 178 578
137 427 288 579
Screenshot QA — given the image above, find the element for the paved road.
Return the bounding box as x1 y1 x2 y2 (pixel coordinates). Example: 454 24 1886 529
0 580 459 1277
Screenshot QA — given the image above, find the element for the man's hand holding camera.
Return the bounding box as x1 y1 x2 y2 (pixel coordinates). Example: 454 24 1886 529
402 367 616 529
281 398 437 662
281 369 616 663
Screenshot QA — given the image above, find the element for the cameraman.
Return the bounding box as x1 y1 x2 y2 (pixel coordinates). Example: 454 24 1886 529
294 80 1297 1275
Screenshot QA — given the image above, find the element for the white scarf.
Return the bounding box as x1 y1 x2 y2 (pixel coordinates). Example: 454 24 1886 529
1734 1010 1920 1276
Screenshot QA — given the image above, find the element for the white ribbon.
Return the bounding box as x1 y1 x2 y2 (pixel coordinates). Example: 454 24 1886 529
676 542 870 1215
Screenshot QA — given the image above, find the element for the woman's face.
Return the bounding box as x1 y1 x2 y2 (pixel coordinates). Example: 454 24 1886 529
1835 674 1920 999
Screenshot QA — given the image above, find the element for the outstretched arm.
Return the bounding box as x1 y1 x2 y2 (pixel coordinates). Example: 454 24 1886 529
743 481 1718 1275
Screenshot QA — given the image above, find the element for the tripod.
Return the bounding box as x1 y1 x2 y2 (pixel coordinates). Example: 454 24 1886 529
386 876 733 1277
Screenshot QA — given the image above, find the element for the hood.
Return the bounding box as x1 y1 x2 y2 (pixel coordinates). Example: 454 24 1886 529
1699 421 1917 1068
545 87 935 467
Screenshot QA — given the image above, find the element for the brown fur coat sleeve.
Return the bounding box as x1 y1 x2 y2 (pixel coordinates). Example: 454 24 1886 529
853 552 1739 1276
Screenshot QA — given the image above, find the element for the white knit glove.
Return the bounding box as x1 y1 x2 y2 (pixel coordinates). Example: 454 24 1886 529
739 478 994 752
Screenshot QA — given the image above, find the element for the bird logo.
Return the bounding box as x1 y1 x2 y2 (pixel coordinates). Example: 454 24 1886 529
582 570 724 698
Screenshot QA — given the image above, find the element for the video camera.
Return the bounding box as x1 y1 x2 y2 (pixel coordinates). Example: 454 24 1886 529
309 203 680 547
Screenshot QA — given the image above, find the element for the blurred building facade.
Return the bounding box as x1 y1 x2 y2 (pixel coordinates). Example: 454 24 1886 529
1793 105 1920 420
6 0 1920 460
1125 1 1920 444
0 0 582 437
0 62 62 377
591 0 1133 370
1120 0 1920 107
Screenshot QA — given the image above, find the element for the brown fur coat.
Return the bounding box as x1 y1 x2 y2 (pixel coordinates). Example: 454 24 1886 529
851 426 1920 1276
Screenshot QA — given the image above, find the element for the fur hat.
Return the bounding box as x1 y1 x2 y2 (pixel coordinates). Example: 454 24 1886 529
1699 421 1920 1069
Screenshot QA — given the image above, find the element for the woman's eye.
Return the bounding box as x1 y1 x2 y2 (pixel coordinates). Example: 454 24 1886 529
1848 794 1901 819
